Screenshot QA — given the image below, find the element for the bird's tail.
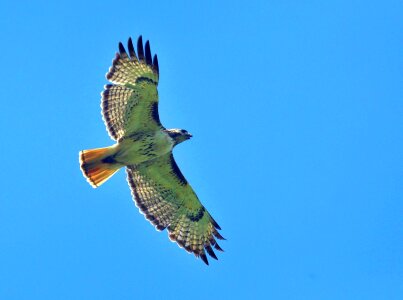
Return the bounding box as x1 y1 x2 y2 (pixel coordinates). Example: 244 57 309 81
79 146 120 188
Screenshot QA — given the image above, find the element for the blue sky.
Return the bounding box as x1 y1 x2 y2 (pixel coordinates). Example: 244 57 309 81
0 1 401 299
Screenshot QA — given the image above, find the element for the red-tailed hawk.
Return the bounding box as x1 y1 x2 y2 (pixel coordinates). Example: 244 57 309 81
79 36 224 265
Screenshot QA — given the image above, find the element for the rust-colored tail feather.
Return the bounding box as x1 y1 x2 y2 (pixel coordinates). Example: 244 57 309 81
79 147 119 188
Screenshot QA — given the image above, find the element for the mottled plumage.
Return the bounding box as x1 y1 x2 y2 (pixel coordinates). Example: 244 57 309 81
79 36 224 265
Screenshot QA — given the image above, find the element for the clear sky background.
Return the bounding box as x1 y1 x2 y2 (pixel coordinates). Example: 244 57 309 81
0 1 401 299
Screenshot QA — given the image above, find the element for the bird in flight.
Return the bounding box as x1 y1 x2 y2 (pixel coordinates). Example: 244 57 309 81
79 36 224 265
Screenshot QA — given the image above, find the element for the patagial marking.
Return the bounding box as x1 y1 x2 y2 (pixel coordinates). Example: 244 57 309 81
151 102 161 125
169 154 187 185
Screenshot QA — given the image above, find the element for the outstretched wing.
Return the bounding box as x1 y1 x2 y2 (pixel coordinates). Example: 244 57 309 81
101 36 162 141
126 153 224 265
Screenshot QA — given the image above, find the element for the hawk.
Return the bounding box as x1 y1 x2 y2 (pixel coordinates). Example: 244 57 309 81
79 36 224 265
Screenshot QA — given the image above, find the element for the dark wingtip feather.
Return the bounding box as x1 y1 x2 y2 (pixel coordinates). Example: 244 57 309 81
144 40 152 65
153 54 159 74
137 35 144 61
211 217 221 230
205 245 218 260
213 242 224 252
127 37 137 61
213 230 226 240
200 253 209 265
118 42 127 58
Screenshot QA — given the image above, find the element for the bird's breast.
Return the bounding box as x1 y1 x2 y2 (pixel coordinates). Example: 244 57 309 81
114 131 173 165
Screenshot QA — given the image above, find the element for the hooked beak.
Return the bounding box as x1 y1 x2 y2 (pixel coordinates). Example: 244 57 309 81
187 133 193 139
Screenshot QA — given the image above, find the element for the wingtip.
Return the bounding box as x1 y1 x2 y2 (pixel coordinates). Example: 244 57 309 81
144 40 152 65
211 216 221 230
137 35 144 60
200 253 209 265
213 242 224 252
144 40 152 61
153 54 159 74
213 229 226 240
118 42 127 57
127 37 137 61
205 245 218 260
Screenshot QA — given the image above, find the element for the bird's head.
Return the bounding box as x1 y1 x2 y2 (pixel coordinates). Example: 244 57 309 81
164 129 192 145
